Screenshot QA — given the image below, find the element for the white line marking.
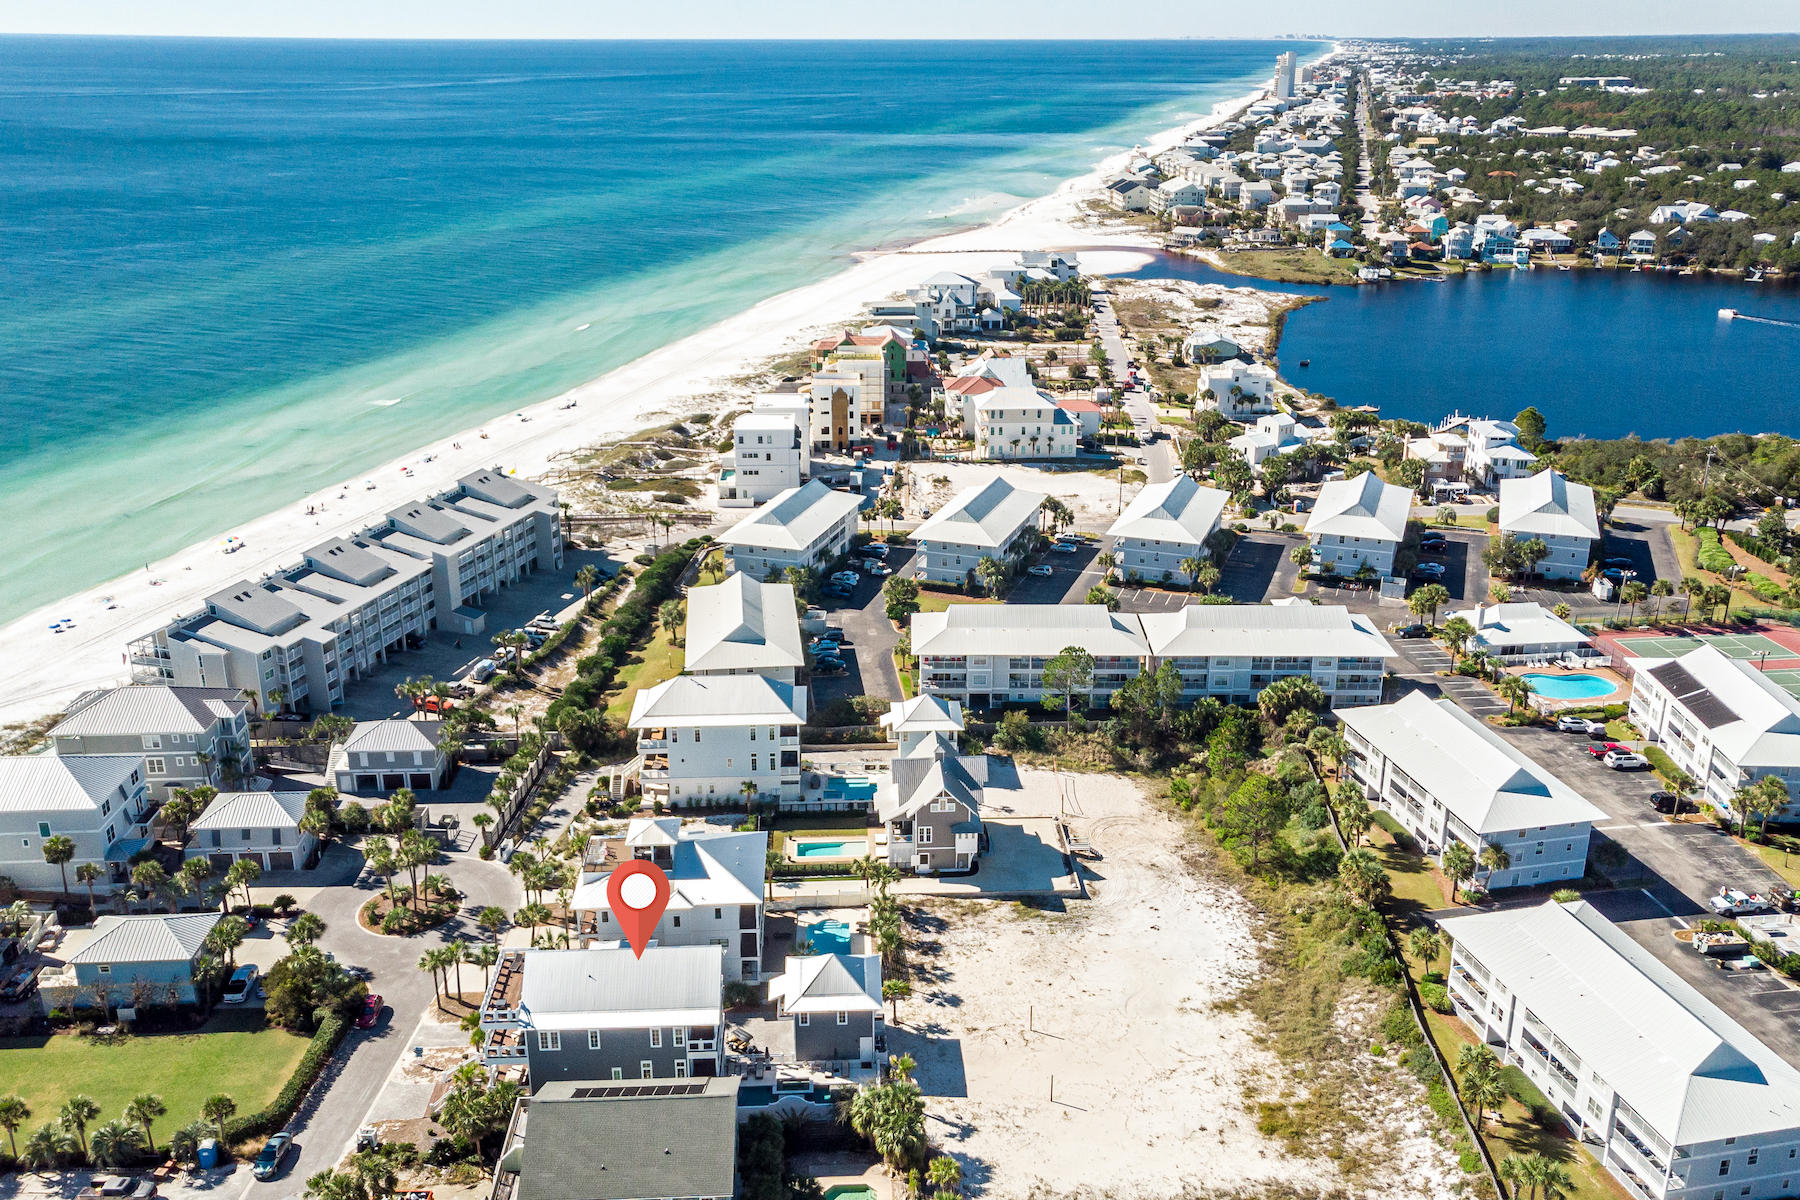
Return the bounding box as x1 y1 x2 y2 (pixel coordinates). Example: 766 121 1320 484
1639 888 1689 929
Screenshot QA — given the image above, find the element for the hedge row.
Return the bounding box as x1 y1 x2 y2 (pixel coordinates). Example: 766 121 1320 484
523 572 630 669
546 541 702 727
222 1013 347 1143
769 861 864 880
1697 527 1735 574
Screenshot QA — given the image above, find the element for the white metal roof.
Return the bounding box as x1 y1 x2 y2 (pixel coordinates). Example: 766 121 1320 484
342 719 443 756
1440 900 1800 1146
1107 476 1229 548
683 574 803 676
571 828 766 913
52 686 246 739
1451 602 1589 651
517 945 724 1031
719 480 862 553
68 913 222 965
881 695 965 736
190 790 309 833
0 755 140 815
1499 469 1601 541
910 477 1046 550
911 604 1149 659
768 954 883 1015
1304 471 1411 543
1339 693 1606 833
627 675 807 729
1635 644 1800 768
1139 603 1396 660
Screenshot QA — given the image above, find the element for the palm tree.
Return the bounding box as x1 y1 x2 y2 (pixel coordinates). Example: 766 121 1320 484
1479 843 1512 884
1440 616 1475 664
0 1095 30 1159
1336 847 1389 908
1497 1154 1526 1200
1679 575 1706 620
505 704 526 744
90 1119 142 1167
1337 791 1373 846
515 903 552 944
420 947 449 1010
59 1095 100 1159
974 556 1006 597
1289 543 1313 573
1096 551 1118 580
926 1155 962 1196
123 1094 165 1154
574 563 600 600
200 1095 236 1145
478 905 509 943
41 835 75 899
75 862 103 914
882 977 912 1024
22 1123 75 1171
1406 926 1443 973
1619 579 1648 623
1178 556 1205 592
1442 841 1477 903
472 942 500 992
285 912 327 946
1495 673 1534 714
472 811 496 848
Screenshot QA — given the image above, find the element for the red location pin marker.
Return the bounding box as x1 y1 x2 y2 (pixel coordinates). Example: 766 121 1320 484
607 860 671 958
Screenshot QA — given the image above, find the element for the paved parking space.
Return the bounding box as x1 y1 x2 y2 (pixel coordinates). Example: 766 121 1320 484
1114 587 1193 614
810 548 909 708
1006 542 1099 605
1217 533 1293 603
1600 521 1674 586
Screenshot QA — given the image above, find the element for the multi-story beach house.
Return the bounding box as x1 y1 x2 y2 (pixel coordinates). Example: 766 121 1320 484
328 718 448 796
1138 603 1395 708
478 945 725 1088
48 685 252 799
1303 471 1412 576
1229 412 1321 474
877 694 986 874
129 471 562 714
1105 476 1229 586
718 480 862 583
908 477 1046 585
184 790 318 873
570 818 766 982
1499 468 1600 581
911 604 1148 710
1441 900 1800 1200
682 574 803 685
1628 643 1800 823
626 675 806 807
1405 417 1537 489
0 755 152 892
964 387 1078 460
1341 692 1604 890
718 397 809 508
766 954 885 1073
1195 362 1278 419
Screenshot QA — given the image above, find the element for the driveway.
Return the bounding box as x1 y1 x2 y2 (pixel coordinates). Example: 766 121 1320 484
810 550 906 709
1008 542 1099 605
1217 533 1292 603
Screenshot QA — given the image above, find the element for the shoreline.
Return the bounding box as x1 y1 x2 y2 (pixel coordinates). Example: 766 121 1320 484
0 71 1298 726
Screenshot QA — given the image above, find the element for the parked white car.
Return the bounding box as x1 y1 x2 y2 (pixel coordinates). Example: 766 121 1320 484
222 964 259 1005
1603 750 1649 770
1555 714 1606 735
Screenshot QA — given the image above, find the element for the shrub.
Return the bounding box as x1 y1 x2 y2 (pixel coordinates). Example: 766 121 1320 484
1696 527 1735 574
1380 1002 1424 1049
222 1014 347 1143
1418 982 1452 1014
1748 572 1785 602
632 552 656 566
1484 506 1500 525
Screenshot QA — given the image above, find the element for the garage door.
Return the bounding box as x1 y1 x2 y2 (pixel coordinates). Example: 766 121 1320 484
208 853 234 873
355 774 378 792
268 852 295 871
408 773 434 791
381 773 406 791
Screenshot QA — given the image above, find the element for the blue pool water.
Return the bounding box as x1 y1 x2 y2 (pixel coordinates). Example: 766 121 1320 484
794 841 861 860
1521 673 1617 700
823 777 877 802
804 919 854 955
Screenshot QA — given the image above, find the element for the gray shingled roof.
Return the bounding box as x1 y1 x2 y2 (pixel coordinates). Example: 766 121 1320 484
68 913 222 965
52 686 247 739
512 1078 739 1200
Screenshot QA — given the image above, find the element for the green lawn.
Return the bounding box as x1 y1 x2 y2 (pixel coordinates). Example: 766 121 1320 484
0 1013 308 1146
1754 843 1800 890
1367 824 1452 918
604 624 685 721
913 592 997 615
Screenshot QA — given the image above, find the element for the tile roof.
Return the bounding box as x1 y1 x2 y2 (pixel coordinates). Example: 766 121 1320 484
52 686 247 739
68 913 222 965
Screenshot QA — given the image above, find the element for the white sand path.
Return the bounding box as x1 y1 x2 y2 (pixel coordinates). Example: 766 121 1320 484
0 88 1269 725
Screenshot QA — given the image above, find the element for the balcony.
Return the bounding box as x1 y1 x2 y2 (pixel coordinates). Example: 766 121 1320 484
482 1028 528 1063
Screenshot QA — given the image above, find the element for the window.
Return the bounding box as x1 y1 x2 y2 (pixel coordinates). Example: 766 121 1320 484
146 757 165 775
674 1059 688 1078
837 1011 848 1025
650 1028 662 1048
611 1068 623 1081
713 908 723 920
1749 1150 1759 1166
36 822 50 839
97 964 111 975
917 827 933 844
798 1013 810 1026
537 1031 560 1051
588 1030 602 1050
1719 1161 1730 1177
673 915 682 928
640 1062 653 1079
142 735 161 750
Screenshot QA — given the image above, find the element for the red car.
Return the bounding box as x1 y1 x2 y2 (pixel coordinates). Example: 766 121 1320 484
1586 741 1630 759
357 994 384 1029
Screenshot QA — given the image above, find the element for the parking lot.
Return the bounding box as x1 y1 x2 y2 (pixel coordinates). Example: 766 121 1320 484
1216 532 1294 602
1410 528 1487 605
809 545 908 710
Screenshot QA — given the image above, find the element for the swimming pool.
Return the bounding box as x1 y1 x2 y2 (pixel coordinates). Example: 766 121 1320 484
824 1187 877 1200
792 839 863 859
804 918 853 955
1520 672 1617 700
822 776 877 802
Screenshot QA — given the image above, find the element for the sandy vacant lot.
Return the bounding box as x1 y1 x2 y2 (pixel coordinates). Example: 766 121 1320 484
889 768 1463 1200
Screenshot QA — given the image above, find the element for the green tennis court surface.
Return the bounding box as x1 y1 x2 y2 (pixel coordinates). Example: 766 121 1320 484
1615 631 1797 661
1759 669 1800 700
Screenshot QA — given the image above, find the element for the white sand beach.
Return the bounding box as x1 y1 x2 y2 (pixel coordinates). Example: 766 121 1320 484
0 86 1274 726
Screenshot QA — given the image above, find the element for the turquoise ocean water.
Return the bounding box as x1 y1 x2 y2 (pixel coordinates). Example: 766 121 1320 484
0 37 1320 623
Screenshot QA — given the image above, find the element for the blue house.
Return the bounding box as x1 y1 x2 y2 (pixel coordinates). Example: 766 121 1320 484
1595 227 1621 253
1323 237 1357 258
37 913 223 1015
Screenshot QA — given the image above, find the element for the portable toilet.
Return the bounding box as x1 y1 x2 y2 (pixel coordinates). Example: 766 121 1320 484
197 1138 220 1168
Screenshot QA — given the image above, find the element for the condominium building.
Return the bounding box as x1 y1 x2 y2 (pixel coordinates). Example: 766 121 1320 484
1304 471 1412 576
1341 692 1603 889
1499 468 1600 580
128 471 562 714
1106 476 1229 586
1442 900 1800 1200
1275 51 1297 100
718 396 810 508
627 675 807 807
477 945 725 1088
911 604 1149 709
0 756 152 892
718 480 862 582
682 574 803 684
1629 644 1800 822
48 685 252 798
1196 361 1278 418
1138 603 1394 707
964 387 1078 460
571 818 766 982
909 477 1046 585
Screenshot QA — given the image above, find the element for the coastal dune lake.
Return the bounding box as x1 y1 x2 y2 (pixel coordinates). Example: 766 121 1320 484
0 35 1311 622
1134 255 1800 440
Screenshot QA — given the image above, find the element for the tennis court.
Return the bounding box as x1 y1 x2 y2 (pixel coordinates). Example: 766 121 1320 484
1761 669 1800 699
1614 631 1798 661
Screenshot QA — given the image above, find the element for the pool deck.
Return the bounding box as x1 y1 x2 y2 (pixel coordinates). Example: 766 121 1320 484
1501 663 1629 709
785 832 875 862
790 1153 891 1200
